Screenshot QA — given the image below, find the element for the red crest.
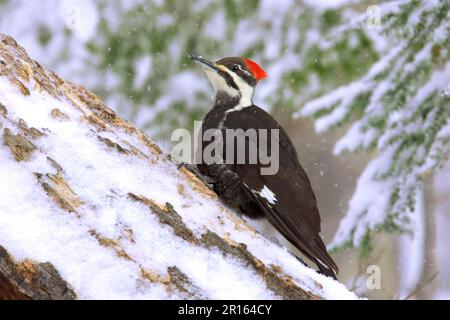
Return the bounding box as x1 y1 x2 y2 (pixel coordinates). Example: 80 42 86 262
243 58 267 81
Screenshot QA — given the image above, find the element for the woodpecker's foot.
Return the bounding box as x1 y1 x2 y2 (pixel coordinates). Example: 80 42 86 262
294 255 308 267
178 163 215 190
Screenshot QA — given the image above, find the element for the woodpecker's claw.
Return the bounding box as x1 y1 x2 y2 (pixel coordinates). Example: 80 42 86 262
294 255 308 267
178 163 215 190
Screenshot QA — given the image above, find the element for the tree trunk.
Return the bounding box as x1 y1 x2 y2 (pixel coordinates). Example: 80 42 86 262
0 34 355 300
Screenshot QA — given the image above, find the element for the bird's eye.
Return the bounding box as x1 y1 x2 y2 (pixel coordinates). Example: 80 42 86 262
232 65 239 72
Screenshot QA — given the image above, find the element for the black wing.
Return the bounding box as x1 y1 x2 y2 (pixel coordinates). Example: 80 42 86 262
225 105 338 278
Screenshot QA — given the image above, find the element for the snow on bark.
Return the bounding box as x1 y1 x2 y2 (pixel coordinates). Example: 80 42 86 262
0 34 356 300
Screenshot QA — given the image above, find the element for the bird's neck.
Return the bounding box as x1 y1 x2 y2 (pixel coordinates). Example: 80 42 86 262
214 90 252 113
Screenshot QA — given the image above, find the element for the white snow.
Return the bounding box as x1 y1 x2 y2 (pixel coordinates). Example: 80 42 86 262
203 11 226 41
0 71 356 299
330 149 396 249
397 189 425 298
303 0 358 10
0 0 98 87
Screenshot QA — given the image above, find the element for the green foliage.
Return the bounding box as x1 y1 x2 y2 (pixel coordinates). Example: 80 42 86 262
300 0 450 255
359 230 373 259
82 0 377 140
37 25 52 47
0 0 378 141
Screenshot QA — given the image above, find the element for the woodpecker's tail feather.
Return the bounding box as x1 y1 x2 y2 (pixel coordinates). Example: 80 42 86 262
313 236 338 280
317 263 338 280
296 253 337 280
241 184 339 280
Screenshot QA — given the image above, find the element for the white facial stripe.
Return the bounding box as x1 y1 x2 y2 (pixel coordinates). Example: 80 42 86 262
221 67 254 108
258 185 277 205
203 69 239 98
202 64 255 108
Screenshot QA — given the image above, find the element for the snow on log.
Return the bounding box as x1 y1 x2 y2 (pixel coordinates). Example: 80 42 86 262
0 34 357 300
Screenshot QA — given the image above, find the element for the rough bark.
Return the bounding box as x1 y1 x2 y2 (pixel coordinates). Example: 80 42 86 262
0 246 76 300
0 34 350 300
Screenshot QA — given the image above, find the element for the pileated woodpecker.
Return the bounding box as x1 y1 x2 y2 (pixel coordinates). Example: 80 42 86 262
189 55 338 279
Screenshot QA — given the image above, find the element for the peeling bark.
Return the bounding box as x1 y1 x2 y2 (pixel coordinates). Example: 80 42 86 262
0 246 76 300
34 172 85 213
3 128 36 161
130 193 321 300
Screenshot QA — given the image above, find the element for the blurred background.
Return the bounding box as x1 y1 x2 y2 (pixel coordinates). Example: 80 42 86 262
1 0 449 299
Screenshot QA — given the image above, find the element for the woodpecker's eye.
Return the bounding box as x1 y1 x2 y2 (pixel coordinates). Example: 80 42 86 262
231 64 239 72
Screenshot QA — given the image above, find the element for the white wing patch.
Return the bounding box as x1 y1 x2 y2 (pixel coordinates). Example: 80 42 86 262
258 185 277 205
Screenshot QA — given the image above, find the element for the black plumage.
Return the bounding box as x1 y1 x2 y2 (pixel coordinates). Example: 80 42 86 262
191 55 338 279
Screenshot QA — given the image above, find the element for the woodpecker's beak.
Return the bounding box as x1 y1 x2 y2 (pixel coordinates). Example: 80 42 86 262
188 54 219 73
